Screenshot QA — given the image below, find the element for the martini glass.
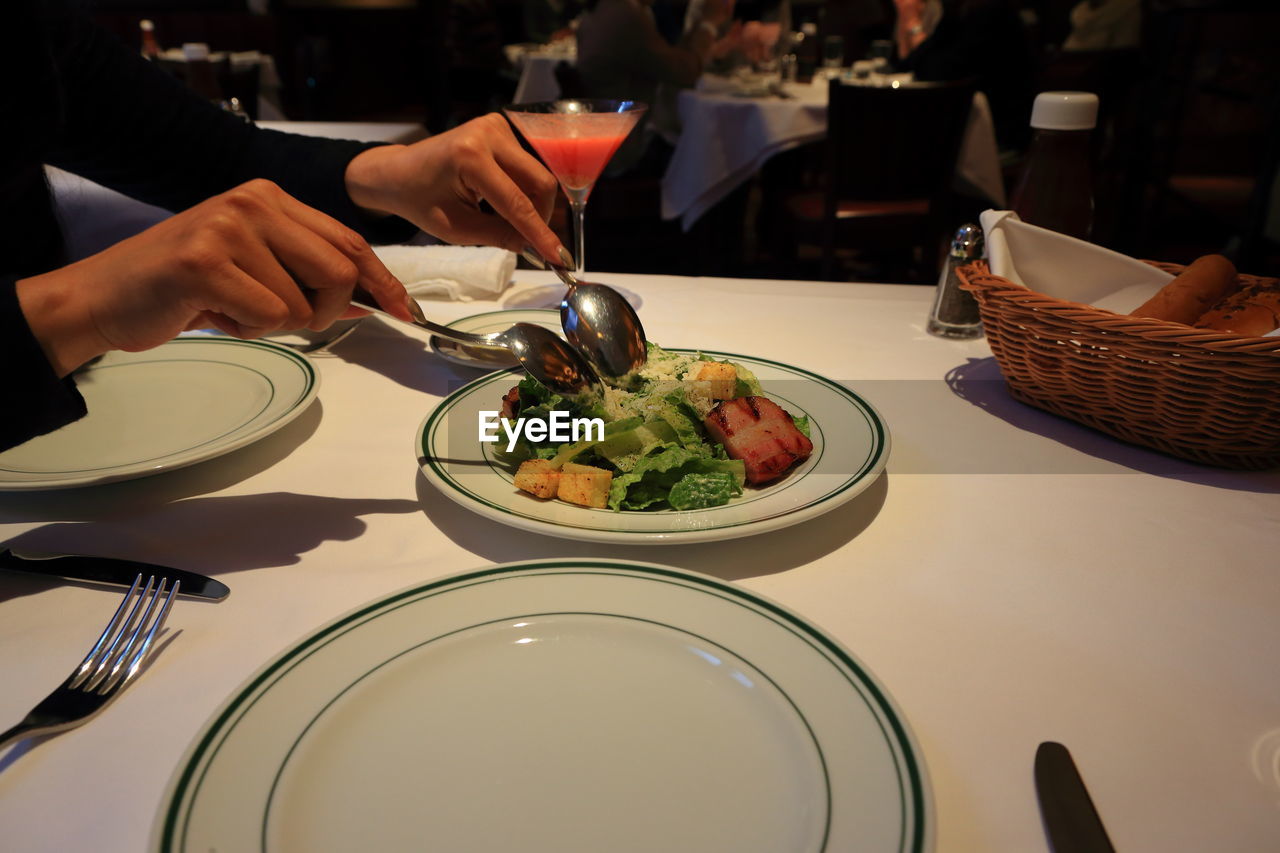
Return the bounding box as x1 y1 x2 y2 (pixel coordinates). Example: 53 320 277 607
504 99 647 275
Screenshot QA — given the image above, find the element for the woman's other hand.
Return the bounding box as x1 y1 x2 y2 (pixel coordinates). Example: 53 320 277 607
343 113 567 264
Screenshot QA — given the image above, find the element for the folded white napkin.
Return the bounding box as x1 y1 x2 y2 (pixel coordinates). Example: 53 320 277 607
372 244 516 301
979 210 1174 313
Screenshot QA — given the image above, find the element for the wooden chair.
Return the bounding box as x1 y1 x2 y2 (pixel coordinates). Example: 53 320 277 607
780 78 977 281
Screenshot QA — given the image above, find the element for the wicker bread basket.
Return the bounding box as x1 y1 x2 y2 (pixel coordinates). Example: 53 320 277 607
956 259 1280 469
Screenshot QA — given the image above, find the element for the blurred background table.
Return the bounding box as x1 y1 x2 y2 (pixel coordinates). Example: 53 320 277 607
505 40 576 105
662 76 1007 232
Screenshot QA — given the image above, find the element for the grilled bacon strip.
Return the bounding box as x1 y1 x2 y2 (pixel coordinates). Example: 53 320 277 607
704 396 812 485
499 386 521 420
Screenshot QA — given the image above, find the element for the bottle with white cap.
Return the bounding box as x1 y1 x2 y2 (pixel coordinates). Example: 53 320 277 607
138 19 161 60
181 42 224 103
1010 91 1099 241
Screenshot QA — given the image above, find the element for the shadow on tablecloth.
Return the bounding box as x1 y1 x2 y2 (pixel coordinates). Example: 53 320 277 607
942 357 1280 492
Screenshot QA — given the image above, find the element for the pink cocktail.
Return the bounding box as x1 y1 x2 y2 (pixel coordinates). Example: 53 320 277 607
505 99 647 274
526 133 631 194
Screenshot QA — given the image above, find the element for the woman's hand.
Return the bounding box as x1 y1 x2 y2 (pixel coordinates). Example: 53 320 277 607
343 113 567 264
16 179 412 376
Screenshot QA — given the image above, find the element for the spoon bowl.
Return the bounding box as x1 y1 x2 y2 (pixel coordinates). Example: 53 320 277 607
550 266 648 379
350 292 601 396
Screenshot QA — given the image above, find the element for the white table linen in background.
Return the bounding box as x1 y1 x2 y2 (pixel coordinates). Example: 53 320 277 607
505 41 576 105
661 78 1007 230
2 268 1278 853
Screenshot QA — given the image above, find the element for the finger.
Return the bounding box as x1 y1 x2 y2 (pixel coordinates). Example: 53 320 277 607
203 183 323 328
485 116 560 220
464 157 562 256
187 262 296 338
256 214 363 330
269 192 414 323
202 312 247 338
475 124 564 255
226 232 317 330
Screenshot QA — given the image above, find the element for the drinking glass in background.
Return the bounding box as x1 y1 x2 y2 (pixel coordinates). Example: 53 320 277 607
821 35 845 71
779 52 798 83
867 39 893 72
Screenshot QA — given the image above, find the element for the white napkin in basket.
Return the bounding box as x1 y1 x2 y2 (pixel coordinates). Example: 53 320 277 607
978 210 1173 313
372 244 516 301
981 210 1280 337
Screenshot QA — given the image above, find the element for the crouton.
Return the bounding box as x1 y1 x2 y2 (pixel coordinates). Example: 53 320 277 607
513 458 560 499
556 462 613 508
689 361 737 403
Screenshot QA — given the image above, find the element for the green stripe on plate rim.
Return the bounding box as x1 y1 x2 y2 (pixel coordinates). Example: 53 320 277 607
0 338 316 477
158 560 926 853
419 349 887 534
175 335 318 387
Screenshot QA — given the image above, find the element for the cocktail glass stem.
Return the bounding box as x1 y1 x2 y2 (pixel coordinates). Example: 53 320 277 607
569 199 587 276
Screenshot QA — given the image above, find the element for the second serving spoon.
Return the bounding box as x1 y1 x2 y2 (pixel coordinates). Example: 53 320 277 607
549 264 648 380
351 291 601 396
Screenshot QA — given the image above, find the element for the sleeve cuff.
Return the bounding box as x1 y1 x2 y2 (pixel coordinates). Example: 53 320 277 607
0 276 87 452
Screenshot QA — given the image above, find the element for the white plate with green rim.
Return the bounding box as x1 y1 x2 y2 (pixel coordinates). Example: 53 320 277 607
153 559 931 853
428 308 562 369
416 349 889 544
0 338 318 490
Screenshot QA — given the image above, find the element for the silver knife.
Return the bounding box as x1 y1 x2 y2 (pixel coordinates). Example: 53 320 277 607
0 548 229 602
1035 741 1116 853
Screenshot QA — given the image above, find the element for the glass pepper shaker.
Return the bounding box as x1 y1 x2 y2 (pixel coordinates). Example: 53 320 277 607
926 223 984 339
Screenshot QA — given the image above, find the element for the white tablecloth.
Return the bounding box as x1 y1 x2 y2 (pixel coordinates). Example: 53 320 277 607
662 78 1008 230
505 42 576 105
2 266 1279 851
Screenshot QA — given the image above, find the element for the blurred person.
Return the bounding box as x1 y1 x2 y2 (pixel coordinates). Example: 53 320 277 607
574 0 737 172
1062 0 1140 51
685 0 787 71
524 0 585 44
3 0 564 451
891 0 1036 151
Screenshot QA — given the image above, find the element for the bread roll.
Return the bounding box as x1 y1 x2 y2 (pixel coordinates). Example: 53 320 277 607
1131 254 1239 325
1194 276 1280 336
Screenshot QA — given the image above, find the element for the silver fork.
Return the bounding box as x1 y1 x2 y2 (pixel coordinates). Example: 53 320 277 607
0 575 179 751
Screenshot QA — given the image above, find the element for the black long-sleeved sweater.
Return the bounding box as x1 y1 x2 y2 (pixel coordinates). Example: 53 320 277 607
1 0 414 452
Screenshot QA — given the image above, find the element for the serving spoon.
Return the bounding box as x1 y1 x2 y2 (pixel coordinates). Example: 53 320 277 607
549 264 648 379
350 291 601 396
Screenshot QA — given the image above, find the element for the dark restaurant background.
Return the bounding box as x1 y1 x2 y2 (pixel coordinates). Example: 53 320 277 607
83 0 1279 280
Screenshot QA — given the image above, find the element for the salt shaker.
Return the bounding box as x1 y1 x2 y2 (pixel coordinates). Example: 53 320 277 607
926 223 984 339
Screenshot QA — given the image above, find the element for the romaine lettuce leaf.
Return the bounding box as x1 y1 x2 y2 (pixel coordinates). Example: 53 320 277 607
607 445 745 511
546 416 642 468
668 472 738 510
